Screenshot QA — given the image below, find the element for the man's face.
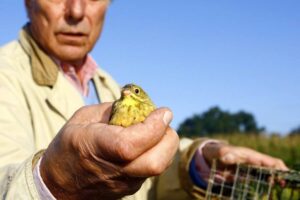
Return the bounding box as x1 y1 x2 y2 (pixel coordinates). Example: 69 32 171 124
26 0 109 64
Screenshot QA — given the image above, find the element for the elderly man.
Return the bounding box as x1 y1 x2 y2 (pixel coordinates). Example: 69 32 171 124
0 0 287 199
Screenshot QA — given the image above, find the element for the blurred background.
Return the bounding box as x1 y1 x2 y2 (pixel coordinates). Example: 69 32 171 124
1 0 299 167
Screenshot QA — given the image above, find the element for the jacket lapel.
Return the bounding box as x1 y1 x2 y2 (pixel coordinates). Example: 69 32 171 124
92 68 121 103
19 26 84 120
46 73 85 120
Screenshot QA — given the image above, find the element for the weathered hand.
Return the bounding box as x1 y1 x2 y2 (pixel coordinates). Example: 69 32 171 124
40 103 179 200
202 142 288 170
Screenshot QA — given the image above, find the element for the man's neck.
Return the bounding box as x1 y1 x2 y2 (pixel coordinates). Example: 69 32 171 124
55 55 98 97
64 57 86 69
55 56 88 76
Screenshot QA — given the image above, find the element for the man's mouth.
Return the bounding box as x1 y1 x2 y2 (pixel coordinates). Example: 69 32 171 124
56 32 88 44
62 32 86 35
57 32 87 37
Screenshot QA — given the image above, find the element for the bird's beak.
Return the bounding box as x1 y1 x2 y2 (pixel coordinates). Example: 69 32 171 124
122 89 131 96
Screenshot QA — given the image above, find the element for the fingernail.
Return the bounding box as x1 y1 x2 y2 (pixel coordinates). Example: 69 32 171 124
163 111 173 125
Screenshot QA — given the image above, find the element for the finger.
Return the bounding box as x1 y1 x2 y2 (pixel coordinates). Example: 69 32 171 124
123 108 173 158
110 108 173 161
235 149 289 171
81 107 173 162
220 147 258 165
70 102 113 124
221 147 289 171
260 156 289 171
122 128 179 177
129 107 173 136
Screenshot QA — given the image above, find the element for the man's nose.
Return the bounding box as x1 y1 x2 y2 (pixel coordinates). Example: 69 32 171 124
65 0 86 22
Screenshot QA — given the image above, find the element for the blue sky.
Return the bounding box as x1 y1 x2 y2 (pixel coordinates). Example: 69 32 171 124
1 1 299 134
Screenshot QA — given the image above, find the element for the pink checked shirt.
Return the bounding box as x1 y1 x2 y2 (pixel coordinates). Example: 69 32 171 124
57 55 97 97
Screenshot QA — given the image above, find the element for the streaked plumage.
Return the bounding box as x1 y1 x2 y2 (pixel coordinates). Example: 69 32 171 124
109 84 156 127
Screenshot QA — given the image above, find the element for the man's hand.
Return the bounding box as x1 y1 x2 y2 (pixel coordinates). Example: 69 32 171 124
202 142 288 170
40 103 179 200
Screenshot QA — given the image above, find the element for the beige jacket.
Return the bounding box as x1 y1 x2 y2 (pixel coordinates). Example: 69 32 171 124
0 27 206 199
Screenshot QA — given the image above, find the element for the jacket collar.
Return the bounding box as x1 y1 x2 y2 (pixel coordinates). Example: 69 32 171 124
19 25 59 87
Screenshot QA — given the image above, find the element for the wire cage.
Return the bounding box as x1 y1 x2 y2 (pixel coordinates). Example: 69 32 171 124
205 160 300 200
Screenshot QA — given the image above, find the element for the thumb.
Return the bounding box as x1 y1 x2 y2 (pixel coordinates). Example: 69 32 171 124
144 107 173 127
128 106 173 137
116 108 173 161
132 107 173 132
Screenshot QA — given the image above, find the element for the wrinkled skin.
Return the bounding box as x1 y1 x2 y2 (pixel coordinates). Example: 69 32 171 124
41 103 179 199
25 0 108 65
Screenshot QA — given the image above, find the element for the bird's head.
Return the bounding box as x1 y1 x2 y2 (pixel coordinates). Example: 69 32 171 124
121 84 152 104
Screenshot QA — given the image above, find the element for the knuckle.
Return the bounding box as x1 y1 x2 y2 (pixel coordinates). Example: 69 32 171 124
146 114 165 133
70 107 88 122
115 139 136 161
145 122 157 134
147 161 166 176
75 106 86 115
218 144 230 157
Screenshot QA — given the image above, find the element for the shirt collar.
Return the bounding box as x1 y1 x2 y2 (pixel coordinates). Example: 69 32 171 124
58 56 98 96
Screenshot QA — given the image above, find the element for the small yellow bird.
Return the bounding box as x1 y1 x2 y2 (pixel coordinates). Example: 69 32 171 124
109 84 156 127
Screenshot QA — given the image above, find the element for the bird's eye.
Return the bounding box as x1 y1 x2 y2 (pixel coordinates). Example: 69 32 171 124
134 88 140 94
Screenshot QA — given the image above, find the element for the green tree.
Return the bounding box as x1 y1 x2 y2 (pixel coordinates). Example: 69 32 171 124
178 106 264 137
289 125 300 136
